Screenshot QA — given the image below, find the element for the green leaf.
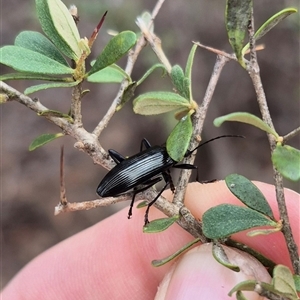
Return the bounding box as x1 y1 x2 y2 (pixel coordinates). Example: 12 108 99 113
272 265 298 299
235 291 248 300
225 0 253 67
247 227 281 237
136 64 166 86
185 44 198 79
185 44 198 101
171 65 190 99
133 91 190 115
242 8 298 55
152 238 201 267
143 215 179 233
166 114 193 161
88 31 137 76
0 46 74 75
225 174 274 219
202 204 277 239
0 72 70 81
272 145 300 181
212 242 240 272
87 64 128 83
25 81 79 95
293 275 300 292
36 0 81 60
29 133 64 151
228 280 256 296
15 31 69 66
214 112 279 138
37 110 73 122
136 201 148 209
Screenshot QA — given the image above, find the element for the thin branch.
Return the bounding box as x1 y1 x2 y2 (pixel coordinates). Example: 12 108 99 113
246 13 300 275
282 126 300 144
0 81 112 170
193 41 236 61
179 206 208 242
151 0 165 20
54 194 132 215
92 0 166 137
172 54 230 208
193 41 265 63
92 36 147 137
248 57 300 276
136 18 172 73
70 83 83 126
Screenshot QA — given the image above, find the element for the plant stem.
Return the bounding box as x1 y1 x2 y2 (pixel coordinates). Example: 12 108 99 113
283 126 300 144
247 14 300 275
70 83 83 126
173 54 230 208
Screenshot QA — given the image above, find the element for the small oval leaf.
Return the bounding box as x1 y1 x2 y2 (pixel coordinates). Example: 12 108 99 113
88 31 137 76
36 0 81 60
166 114 193 161
214 112 279 138
15 31 69 66
225 0 252 67
29 133 64 151
0 46 74 75
143 215 179 233
133 91 190 115
202 204 277 239
272 145 300 181
225 174 274 219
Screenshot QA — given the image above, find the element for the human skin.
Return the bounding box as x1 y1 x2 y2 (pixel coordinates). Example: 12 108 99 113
2 181 299 299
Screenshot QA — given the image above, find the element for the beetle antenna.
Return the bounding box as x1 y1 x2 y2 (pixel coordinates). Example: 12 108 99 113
186 135 245 156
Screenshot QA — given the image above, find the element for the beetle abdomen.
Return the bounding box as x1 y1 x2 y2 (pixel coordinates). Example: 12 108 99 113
97 146 174 197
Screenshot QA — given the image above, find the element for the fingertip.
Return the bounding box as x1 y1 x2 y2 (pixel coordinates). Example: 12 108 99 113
155 243 271 300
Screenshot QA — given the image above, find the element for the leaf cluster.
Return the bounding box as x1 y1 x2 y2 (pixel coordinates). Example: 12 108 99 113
0 0 137 94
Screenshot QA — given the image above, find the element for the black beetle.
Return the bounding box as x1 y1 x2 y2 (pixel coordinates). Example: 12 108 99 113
97 135 242 225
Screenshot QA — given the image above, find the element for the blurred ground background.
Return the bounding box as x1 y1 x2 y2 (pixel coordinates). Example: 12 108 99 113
1 0 299 288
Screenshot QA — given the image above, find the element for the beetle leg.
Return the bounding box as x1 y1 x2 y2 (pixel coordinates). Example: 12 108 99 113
140 138 152 151
162 170 175 193
173 164 199 181
144 181 169 225
127 176 162 220
108 149 126 164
